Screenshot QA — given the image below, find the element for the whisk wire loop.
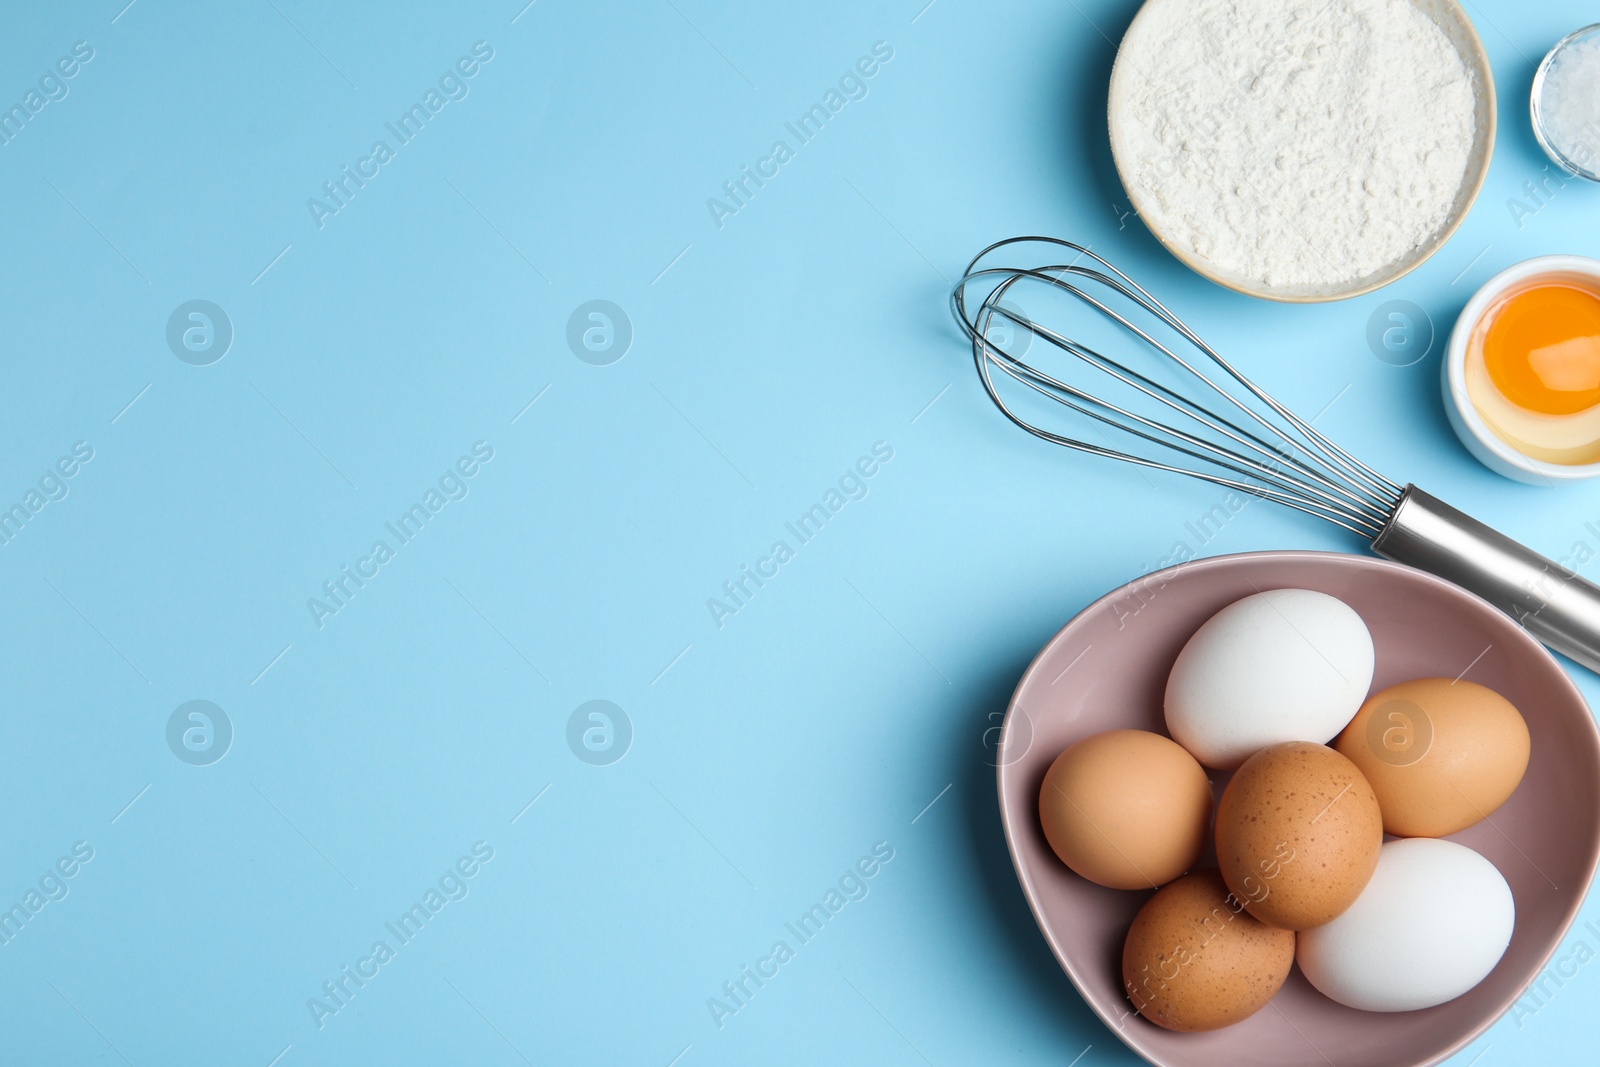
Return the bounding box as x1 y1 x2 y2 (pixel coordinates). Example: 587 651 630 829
952 237 1404 537
972 280 1393 530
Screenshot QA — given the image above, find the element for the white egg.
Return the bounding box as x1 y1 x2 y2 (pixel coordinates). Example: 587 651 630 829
1297 838 1515 1012
1164 588 1374 769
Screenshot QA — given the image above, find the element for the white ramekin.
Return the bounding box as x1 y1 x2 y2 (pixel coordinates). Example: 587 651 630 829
1443 254 1600 484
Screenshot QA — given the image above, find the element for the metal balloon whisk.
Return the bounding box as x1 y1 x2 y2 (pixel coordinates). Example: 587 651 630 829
951 235 1600 675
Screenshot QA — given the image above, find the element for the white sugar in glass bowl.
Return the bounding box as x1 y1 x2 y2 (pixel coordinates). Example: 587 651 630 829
1531 24 1600 182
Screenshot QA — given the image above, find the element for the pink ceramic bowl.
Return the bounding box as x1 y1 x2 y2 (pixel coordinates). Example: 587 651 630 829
996 550 1600 1067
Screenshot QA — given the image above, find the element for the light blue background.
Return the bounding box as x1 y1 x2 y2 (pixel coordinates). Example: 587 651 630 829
2 0 1597 1063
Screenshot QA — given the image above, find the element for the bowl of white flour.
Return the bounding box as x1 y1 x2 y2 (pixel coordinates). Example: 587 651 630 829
1108 0 1495 302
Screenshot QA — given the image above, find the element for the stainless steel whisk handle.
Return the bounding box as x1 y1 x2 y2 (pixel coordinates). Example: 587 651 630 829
1372 485 1600 674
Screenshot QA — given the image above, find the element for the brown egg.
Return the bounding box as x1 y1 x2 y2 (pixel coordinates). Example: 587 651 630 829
1214 742 1382 929
1334 677 1530 837
1038 729 1212 890
1122 869 1295 1031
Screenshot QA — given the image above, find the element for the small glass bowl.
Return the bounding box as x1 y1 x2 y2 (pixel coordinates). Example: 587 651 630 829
1531 23 1600 182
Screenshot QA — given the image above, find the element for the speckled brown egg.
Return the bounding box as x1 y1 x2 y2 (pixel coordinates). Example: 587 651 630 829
1122 869 1295 1031
1333 677 1530 838
1039 729 1213 890
1214 741 1382 930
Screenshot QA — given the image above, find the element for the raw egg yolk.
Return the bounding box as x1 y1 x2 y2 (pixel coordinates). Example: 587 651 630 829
1483 283 1600 415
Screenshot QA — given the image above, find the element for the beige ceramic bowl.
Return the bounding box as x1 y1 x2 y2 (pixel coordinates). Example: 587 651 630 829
1107 0 1497 303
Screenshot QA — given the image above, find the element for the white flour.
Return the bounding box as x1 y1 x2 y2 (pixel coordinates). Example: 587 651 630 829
1115 0 1477 290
